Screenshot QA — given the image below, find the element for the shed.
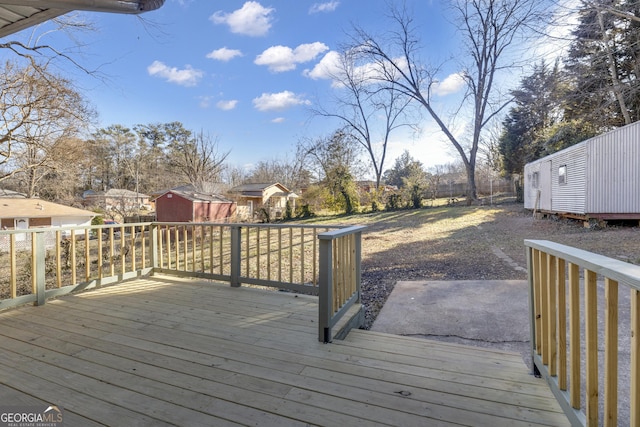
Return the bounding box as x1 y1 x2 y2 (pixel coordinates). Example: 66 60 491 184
524 121 640 221
155 188 236 223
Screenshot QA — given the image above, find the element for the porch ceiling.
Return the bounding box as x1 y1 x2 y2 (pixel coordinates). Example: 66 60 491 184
0 0 165 38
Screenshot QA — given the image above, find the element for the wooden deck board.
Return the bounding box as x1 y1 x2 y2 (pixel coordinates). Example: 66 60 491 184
0 276 570 426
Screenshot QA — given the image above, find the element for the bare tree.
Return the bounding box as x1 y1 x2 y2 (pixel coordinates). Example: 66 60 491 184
0 60 93 193
169 131 230 191
314 48 414 192
351 1 545 204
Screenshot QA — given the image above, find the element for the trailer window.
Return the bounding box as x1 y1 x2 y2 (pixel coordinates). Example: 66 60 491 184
558 165 567 185
531 172 539 188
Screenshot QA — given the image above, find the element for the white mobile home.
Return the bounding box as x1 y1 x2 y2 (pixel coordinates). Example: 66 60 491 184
524 121 640 221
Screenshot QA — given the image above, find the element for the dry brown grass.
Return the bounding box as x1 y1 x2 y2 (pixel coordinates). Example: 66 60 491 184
303 200 640 327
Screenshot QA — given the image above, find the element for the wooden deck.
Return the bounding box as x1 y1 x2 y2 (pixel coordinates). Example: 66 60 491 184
0 276 570 426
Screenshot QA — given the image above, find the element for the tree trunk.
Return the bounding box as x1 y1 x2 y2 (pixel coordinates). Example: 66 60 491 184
465 164 478 205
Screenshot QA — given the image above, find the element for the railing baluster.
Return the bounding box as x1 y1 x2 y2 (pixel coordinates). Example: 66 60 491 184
85 229 90 282
200 225 205 272
71 230 76 285
605 278 618 427
191 225 196 272
540 249 549 365
55 231 62 288
141 224 146 269
130 226 136 272
632 288 640 427
585 268 599 425
109 227 115 277
245 226 250 278
289 227 294 284
267 227 272 281
548 253 557 377
569 262 581 410
278 228 282 283
557 258 567 391
256 227 261 280
9 234 16 298
300 228 305 284
120 225 126 275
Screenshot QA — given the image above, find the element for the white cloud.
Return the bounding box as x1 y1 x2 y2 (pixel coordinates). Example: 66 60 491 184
210 1 274 37
303 50 341 80
255 42 329 73
432 73 466 97
216 99 238 110
199 96 212 108
309 1 339 14
271 117 286 123
147 60 203 87
252 91 311 112
206 47 243 62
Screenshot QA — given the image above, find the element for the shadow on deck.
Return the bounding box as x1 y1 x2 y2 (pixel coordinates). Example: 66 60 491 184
0 276 569 426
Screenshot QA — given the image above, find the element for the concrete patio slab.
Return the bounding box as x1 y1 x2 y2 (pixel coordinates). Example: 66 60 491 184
371 280 532 364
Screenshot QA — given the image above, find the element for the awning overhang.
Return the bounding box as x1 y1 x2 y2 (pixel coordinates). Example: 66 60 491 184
0 1 165 38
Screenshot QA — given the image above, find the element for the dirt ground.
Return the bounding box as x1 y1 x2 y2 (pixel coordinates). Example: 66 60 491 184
310 200 640 328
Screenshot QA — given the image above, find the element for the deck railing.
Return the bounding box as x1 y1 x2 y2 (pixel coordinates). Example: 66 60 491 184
0 223 153 310
317 225 366 343
525 239 640 427
152 223 339 294
0 222 365 342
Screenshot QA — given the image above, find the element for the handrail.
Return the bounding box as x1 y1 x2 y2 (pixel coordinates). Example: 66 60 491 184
525 239 640 427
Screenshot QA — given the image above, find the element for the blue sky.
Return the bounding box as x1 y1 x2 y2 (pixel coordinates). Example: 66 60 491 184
14 1 501 174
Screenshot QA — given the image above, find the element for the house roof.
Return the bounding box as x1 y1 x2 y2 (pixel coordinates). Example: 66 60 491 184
84 189 150 199
0 198 97 218
166 189 234 204
231 182 291 194
0 1 165 38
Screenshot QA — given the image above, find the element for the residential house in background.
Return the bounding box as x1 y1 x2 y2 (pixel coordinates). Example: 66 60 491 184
0 198 97 249
229 183 298 221
0 198 96 230
82 189 151 214
155 186 236 222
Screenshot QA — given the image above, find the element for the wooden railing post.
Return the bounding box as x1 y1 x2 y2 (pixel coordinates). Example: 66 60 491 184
230 225 241 287
526 246 538 375
318 236 333 343
354 229 362 304
33 231 46 306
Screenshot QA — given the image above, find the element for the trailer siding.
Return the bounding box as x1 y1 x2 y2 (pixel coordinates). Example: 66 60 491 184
551 144 587 214
524 120 640 218
587 124 640 214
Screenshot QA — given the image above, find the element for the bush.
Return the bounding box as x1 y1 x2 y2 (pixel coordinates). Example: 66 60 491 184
297 204 314 218
386 194 402 210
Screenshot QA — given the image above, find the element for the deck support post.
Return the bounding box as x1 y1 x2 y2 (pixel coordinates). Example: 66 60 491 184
526 245 537 375
230 225 241 287
318 237 333 343
34 231 46 306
